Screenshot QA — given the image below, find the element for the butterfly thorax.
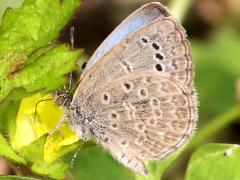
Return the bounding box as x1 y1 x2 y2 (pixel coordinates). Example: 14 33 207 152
66 103 95 140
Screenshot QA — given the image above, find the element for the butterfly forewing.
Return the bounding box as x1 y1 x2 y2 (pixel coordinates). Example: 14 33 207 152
73 16 193 102
117 17 193 88
82 2 171 78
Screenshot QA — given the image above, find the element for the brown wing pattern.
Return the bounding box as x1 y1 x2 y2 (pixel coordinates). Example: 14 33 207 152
71 71 197 175
73 17 193 103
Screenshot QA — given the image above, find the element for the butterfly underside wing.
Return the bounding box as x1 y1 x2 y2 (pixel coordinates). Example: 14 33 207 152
66 2 198 176
81 2 171 77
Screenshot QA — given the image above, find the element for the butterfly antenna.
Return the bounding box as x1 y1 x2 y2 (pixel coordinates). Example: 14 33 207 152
70 26 75 50
68 72 73 93
67 26 75 98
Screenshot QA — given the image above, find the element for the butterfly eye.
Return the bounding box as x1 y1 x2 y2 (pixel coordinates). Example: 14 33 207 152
75 110 83 118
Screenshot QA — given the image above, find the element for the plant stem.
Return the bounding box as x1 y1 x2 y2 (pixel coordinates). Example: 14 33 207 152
169 0 192 22
186 105 240 151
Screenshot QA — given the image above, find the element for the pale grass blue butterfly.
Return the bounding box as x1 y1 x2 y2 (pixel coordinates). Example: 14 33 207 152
62 2 198 175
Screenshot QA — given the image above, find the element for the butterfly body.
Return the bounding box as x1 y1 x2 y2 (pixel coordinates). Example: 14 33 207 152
65 2 198 176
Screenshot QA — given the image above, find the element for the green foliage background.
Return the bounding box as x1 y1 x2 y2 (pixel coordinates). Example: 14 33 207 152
0 0 240 180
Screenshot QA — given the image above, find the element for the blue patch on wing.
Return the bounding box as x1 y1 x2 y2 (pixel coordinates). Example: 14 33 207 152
81 2 170 78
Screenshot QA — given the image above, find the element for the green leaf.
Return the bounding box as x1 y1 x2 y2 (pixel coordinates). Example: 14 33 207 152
67 145 180 180
185 143 240 180
0 0 81 55
135 151 180 180
192 27 240 121
31 161 69 180
21 135 47 161
0 132 26 164
48 142 80 165
0 100 20 139
0 176 39 180
0 0 82 102
69 146 134 180
0 1 23 24
11 45 81 92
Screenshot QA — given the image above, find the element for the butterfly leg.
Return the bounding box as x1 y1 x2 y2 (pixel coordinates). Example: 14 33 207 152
48 115 66 137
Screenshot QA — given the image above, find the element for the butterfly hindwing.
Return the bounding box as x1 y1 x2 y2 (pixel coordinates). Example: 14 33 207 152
69 71 197 175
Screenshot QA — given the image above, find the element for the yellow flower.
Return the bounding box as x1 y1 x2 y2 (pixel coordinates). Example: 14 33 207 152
13 93 81 163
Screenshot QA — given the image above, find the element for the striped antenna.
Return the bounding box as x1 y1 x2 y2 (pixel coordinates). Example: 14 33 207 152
70 26 75 50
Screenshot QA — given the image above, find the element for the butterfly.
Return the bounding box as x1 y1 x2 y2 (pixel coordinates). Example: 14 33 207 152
64 2 198 176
